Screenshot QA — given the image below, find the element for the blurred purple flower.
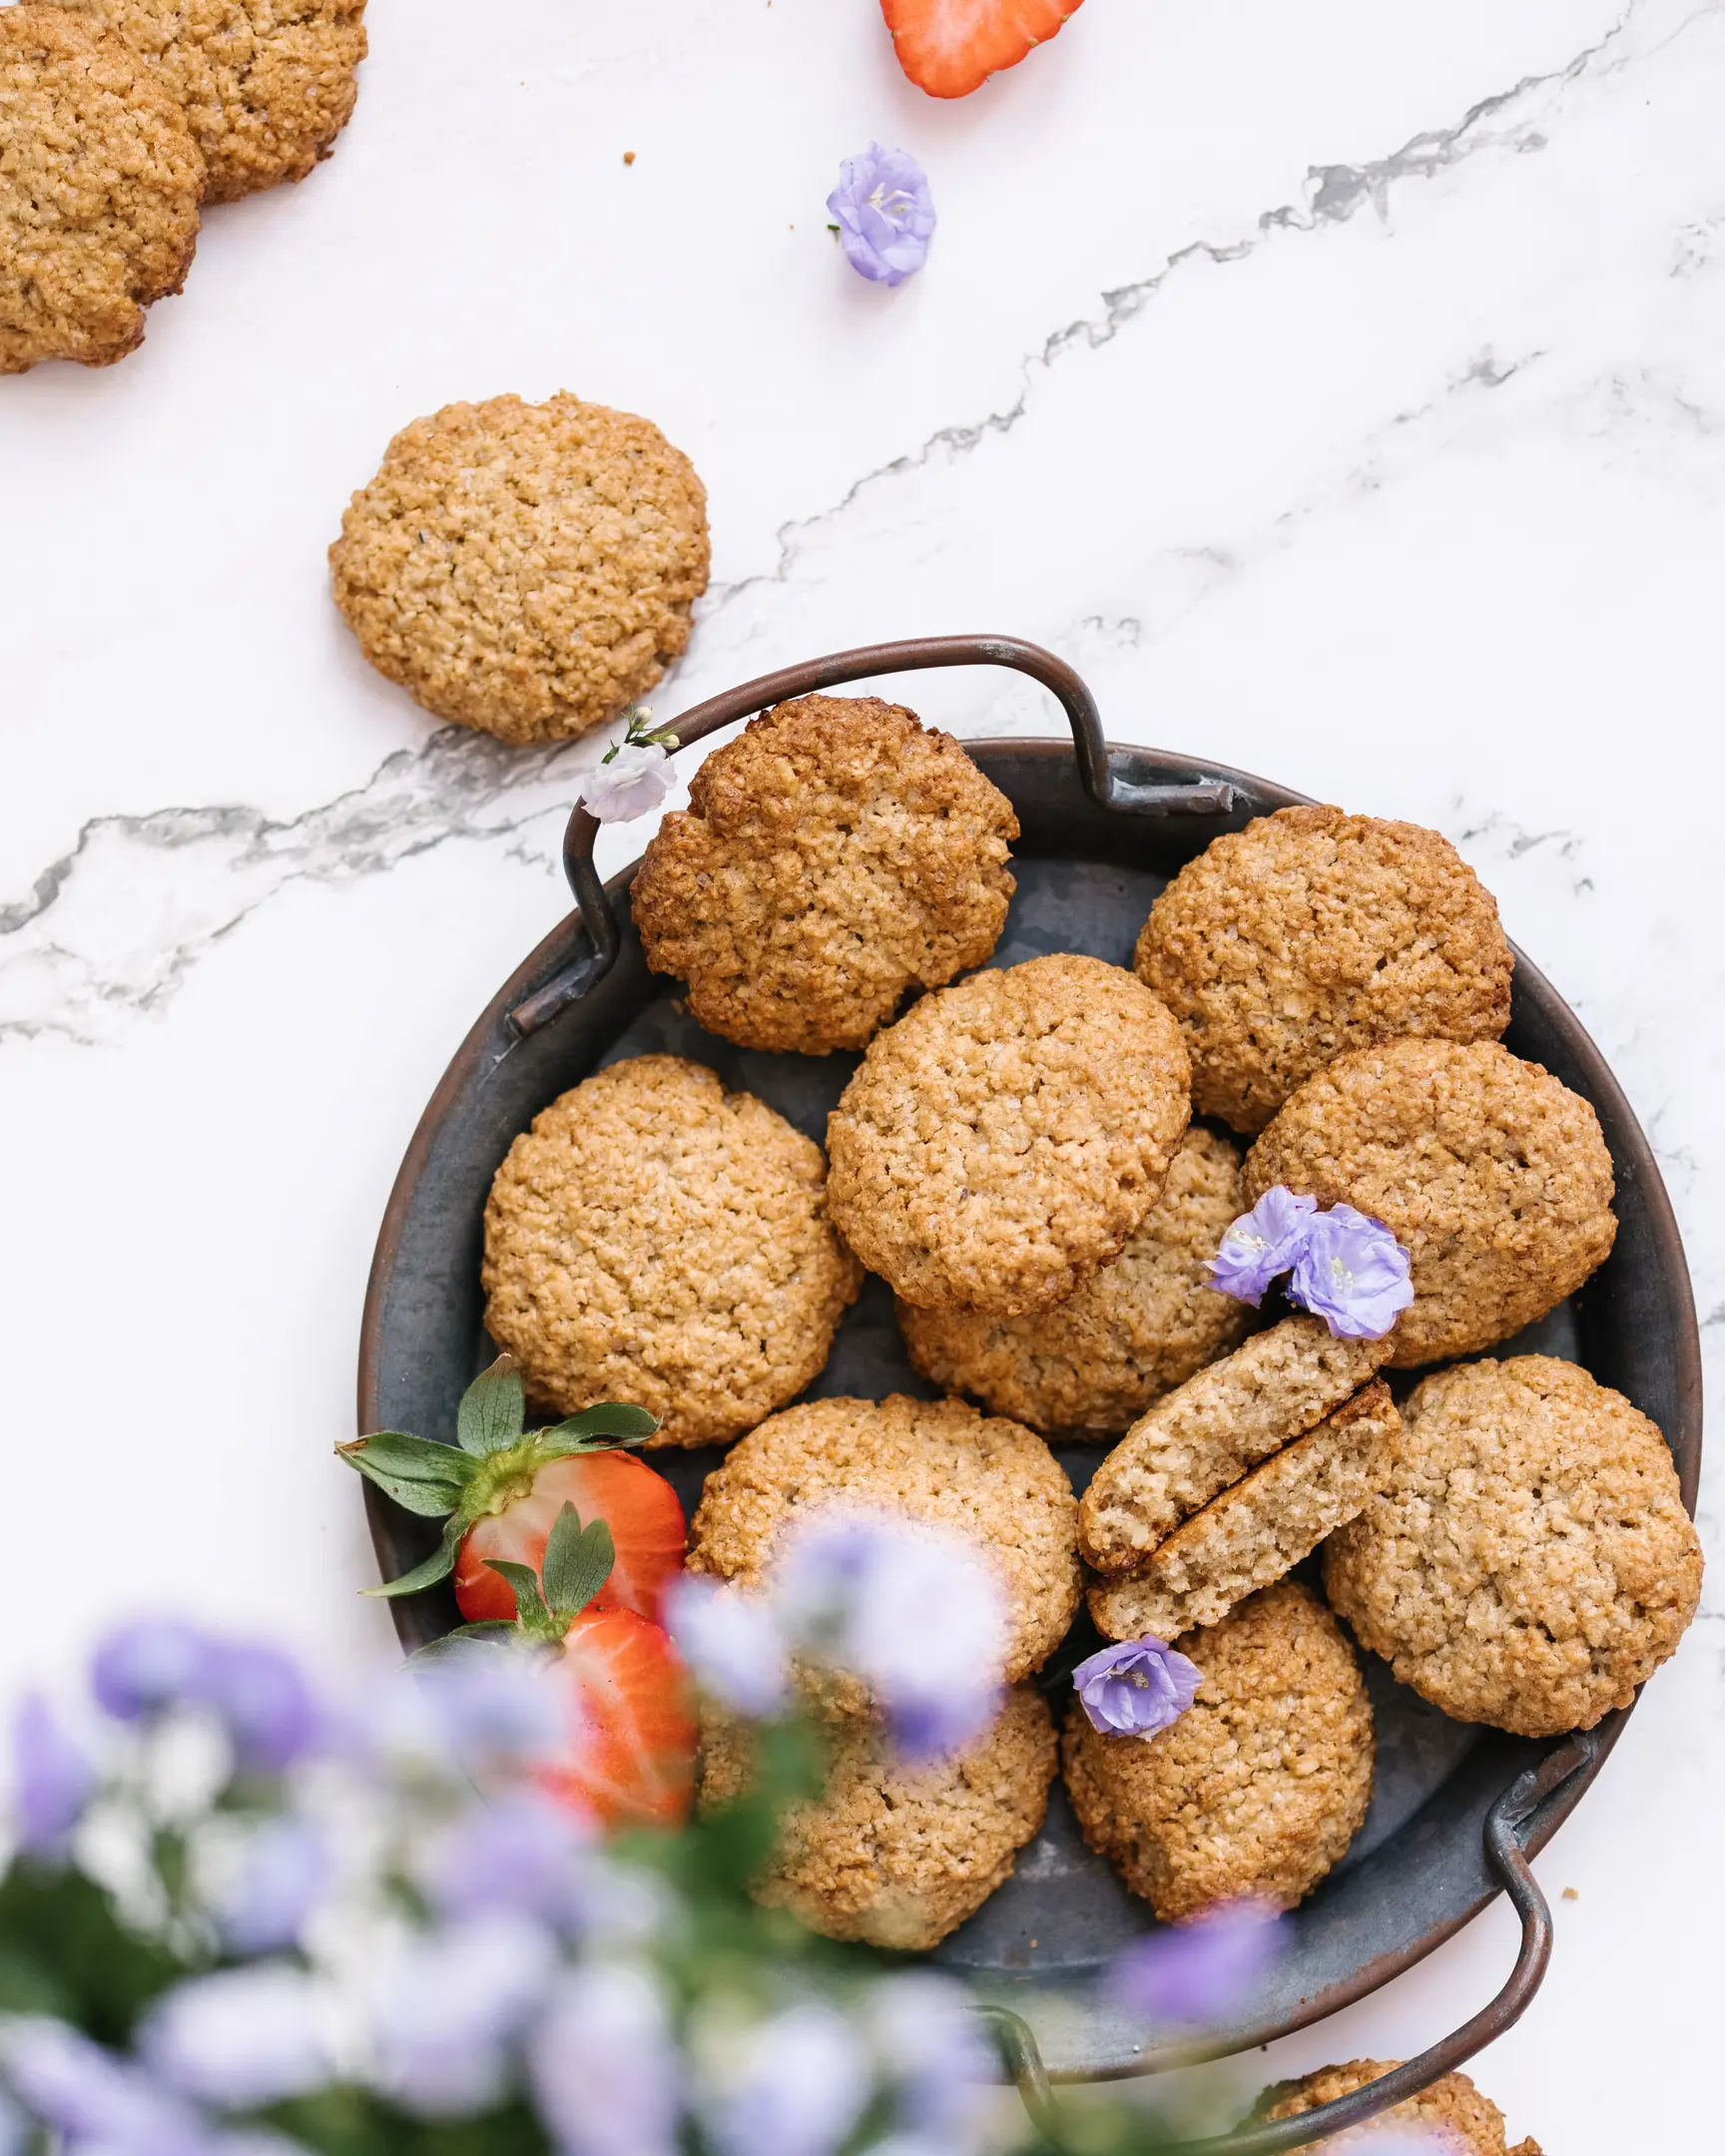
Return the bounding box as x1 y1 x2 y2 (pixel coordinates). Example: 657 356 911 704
864 1973 993 2138
92 1620 223 1725
1208 1187 1319 1307
419 1788 592 1929
406 1645 565 1777
0 2090 23 2156
1109 1899 1285 2026
141 1967 329 2110
584 745 675 824
215 1817 330 1954
706 2002 871 2156
529 1964 681 2156
665 1577 788 1719
370 1912 556 2117
1289 1205 1413 1341
1072 1638 1201 1739
203 1645 320 1774
827 144 936 286
0 2018 202 2154
11 1693 96 1857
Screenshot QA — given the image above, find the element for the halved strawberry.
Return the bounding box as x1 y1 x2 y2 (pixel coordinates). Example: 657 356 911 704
881 0 1085 100
455 1449 685 1629
536 1605 696 1832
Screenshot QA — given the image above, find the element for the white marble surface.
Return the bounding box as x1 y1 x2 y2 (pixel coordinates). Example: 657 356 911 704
2 1 1721 2144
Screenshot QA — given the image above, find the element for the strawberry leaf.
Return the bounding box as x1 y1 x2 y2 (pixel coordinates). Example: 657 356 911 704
337 1432 477 1517
457 1356 526 1457
540 1402 660 1449
362 1520 462 1599
542 1502 616 1621
484 1558 553 1634
403 1623 521 1668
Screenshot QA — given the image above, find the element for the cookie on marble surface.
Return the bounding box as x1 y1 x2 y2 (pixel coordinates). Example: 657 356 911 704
685 1394 1080 1683
1087 1379 1402 1641
827 954 1191 1317
1062 1580 1372 1921
1255 2059 1542 2154
480 1055 860 1448
1 6 204 375
1135 806 1513 1135
1244 1037 1616 1368
632 695 1018 1055
329 392 710 743
700 1684 1056 1949
1325 1355 1701 1737
1078 1315 1390 1571
45 0 366 203
898 1125 1252 1439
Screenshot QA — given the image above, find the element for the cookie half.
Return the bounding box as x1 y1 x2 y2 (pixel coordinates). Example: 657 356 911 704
1254 2060 1542 2155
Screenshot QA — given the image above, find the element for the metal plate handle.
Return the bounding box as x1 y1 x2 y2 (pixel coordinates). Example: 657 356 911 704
985 1731 1595 2152
508 634 1239 1037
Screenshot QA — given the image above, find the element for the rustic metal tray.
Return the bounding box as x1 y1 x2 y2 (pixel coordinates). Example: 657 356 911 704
357 637 1701 2152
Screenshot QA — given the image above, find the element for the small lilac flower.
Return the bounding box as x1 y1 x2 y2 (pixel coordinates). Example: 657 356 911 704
529 1964 681 2156
203 1643 321 1774
1072 1638 1201 1740
401 1644 566 1777
369 1912 557 2117
1108 1899 1285 2026
665 1576 789 1719
583 744 675 824
141 1966 330 2110
419 1788 592 1929
0 2088 24 2156
10 1692 96 1857
215 1816 331 1954
1289 1204 1414 1340
1208 1187 1319 1307
827 144 936 287
92 1619 223 1724
864 1973 993 2139
0 2018 201 2152
706 2002 871 2156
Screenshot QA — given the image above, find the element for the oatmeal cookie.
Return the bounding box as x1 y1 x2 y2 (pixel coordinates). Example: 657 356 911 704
46 1 366 203
1079 1316 1389 1570
631 695 1018 1055
1326 1355 1701 1736
899 1126 1252 1438
1255 2059 1542 2154
1245 1038 1616 1367
1088 1380 1402 1640
685 1394 1080 1683
1136 806 1512 1134
827 955 1191 1316
480 1056 860 1447
1062 1581 1372 1920
329 392 710 743
1 7 204 374
700 1685 1056 1949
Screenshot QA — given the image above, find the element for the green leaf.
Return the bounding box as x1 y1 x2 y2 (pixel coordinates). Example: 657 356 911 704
336 1431 476 1517
361 1519 462 1599
457 1355 526 1457
539 1401 660 1448
484 1558 552 1633
402 1622 520 1668
542 1502 616 1620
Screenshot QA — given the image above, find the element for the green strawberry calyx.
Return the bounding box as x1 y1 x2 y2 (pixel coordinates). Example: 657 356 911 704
336 1354 658 1601
404 1499 618 1668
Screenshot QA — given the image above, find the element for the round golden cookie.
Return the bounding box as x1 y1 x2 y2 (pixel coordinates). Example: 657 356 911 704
1244 1037 1616 1368
1061 1580 1373 1921
1255 2060 1542 2154
1135 806 1513 1135
1 7 204 375
827 954 1192 1317
897 1126 1252 1437
630 695 1018 1055
329 393 710 744
480 1056 861 1447
46 1 367 204
699 1685 1056 1949
685 1394 1081 1683
1325 1355 1701 1738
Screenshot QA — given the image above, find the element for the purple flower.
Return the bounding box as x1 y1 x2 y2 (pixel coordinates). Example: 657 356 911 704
1109 1899 1285 2026
0 2018 202 2154
1072 1638 1201 1739
665 1576 789 1719
529 1964 681 2156
92 1620 223 1724
369 1913 557 2117
215 1817 330 1954
203 1644 321 1774
1207 1187 1319 1307
419 1788 592 1929
583 745 675 824
11 1693 96 1857
827 144 936 287
864 1973 993 2138
1288 1204 1414 1340
705 2003 871 2156
141 1967 330 2110
393 1645 566 1778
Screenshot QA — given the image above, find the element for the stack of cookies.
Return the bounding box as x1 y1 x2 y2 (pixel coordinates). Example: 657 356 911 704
474 697 1702 1950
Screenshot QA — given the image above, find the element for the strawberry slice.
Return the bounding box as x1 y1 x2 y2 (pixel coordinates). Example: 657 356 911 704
535 1605 696 1831
455 1450 686 1629
881 0 1085 99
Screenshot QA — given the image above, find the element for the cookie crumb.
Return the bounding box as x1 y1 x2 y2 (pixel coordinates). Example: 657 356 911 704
1562 1886 1578 1900
623 150 636 165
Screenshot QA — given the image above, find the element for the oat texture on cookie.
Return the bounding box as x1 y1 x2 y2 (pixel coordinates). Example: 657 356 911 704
1 7 204 374
46 1 367 203
899 1125 1253 1437
329 393 711 743
699 1685 1057 1949
1255 2059 1542 2154
1062 1580 1373 1921
1325 1355 1701 1737
685 1394 1081 1684
827 954 1192 1316
1245 1037 1617 1367
1136 806 1513 1135
480 1056 860 1447
631 695 1019 1055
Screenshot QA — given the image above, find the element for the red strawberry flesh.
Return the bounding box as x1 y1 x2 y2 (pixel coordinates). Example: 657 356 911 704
455 1451 686 1629
881 0 1085 100
534 1606 697 1832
